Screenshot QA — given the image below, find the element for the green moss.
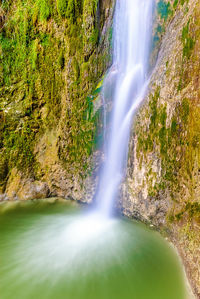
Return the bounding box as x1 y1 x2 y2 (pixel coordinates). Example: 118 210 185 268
153 0 190 66
173 0 179 9
89 27 99 46
0 0 113 181
157 1 172 21
56 0 68 17
159 126 167 155
66 0 75 21
1 0 12 11
160 106 167 126
30 39 39 70
136 77 200 226
0 0 63 173
180 98 190 123
36 0 51 21
191 134 200 149
71 57 80 80
82 0 99 55
185 202 200 219
108 27 113 45
180 0 189 6
171 118 177 135
0 150 8 183
3 116 39 171
181 21 195 58
149 86 160 132
58 50 65 69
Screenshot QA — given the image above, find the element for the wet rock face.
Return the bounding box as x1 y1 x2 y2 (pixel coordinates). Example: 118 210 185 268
122 0 200 297
0 169 49 201
0 0 115 201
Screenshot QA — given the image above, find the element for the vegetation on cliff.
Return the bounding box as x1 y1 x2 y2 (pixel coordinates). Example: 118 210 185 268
0 0 114 196
123 0 200 296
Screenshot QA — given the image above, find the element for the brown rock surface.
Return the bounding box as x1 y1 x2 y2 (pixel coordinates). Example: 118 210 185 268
121 0 200 297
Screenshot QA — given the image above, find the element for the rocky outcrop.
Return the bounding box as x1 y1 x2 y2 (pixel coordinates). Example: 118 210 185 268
0 168 49 201
121 0 200 297
0 0 115 201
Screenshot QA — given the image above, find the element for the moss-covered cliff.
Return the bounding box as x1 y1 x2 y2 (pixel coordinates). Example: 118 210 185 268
1 0 200 296
0 0 115 200
121 0 200 297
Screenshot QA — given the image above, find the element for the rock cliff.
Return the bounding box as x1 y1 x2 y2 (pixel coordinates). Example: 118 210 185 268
121 0 200 296
0 0 115 201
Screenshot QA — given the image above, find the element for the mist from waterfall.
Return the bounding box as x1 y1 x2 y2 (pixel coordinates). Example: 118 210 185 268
95 0 154 215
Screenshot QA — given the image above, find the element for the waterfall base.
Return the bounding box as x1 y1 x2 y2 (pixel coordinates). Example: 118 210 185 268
0 200 188 299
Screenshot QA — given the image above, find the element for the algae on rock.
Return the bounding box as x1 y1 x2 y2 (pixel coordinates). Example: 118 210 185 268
121 0 200 297
0 0 115 201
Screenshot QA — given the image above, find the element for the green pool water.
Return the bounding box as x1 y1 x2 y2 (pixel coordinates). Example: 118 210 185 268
0 200 187 299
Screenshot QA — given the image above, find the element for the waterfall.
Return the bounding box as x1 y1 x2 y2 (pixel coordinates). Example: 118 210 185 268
95 0 154 215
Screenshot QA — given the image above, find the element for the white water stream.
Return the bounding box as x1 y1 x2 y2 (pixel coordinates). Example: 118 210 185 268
95 0 154 215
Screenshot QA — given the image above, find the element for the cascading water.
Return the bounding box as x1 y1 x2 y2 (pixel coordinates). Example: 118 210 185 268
0 1 189 298
95 0 154 215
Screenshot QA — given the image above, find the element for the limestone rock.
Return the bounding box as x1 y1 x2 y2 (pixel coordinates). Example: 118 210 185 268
2 168 49 201
122 0 200 296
